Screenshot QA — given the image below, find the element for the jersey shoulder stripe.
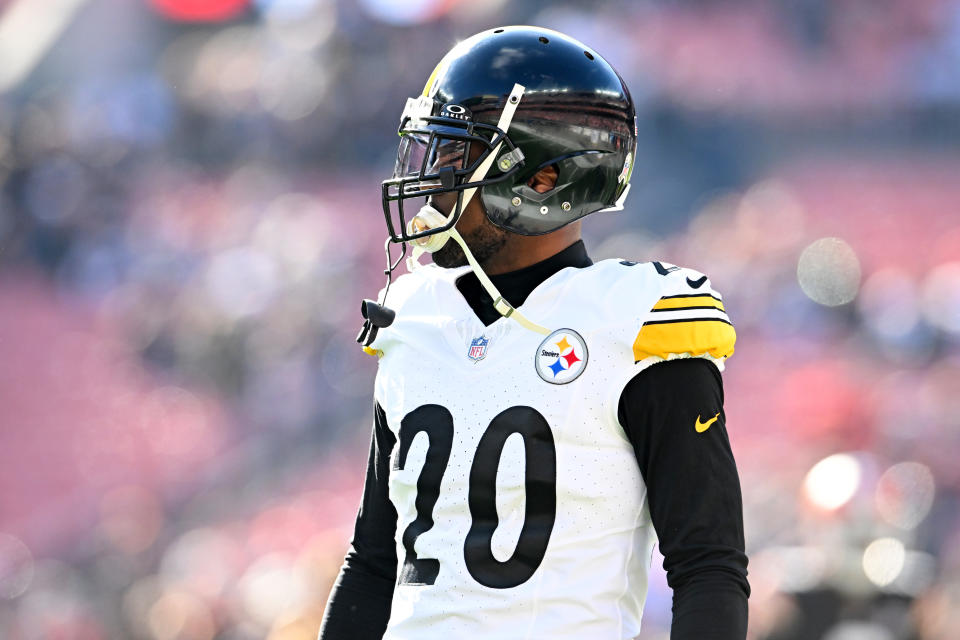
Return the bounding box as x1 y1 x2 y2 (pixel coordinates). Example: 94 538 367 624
632 317 736 362
651 294 725 312
631 262 736 363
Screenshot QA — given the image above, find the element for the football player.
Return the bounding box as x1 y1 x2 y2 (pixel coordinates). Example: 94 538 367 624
320 26 749 640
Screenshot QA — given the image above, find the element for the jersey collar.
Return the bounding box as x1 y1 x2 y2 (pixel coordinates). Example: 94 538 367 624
455 240 593 326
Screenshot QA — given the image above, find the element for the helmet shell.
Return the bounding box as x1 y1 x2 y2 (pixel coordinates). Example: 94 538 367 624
424 26 637 235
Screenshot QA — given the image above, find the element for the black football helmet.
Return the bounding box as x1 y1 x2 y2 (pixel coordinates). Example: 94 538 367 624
382 25 637 242
359 26 637 347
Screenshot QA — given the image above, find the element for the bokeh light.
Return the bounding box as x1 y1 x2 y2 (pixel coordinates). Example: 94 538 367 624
159 528 242 599
822 621 894 640
875 462 935 530
920 262 960 334
240 554 312 628
797 237 862 307
803 453 862 511
858 268 921 340
862 538 906 588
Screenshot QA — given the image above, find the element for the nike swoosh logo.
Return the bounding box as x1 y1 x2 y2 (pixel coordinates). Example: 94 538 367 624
695 412 720 433
687 275 708 289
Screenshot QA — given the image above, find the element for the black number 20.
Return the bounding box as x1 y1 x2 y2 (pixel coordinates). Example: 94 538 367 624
394 405 557 589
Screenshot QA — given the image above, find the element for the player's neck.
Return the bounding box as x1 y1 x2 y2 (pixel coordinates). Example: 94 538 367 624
480 224 583 275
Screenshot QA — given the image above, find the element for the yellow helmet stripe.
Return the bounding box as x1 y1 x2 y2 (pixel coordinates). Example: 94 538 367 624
422 56 451 97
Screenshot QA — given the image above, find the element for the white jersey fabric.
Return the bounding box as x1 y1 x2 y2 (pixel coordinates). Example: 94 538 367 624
366 258 734 640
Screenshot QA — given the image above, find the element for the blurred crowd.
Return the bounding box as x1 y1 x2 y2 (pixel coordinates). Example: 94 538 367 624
0 0 959 639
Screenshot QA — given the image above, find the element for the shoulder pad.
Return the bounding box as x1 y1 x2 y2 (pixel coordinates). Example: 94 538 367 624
632 262 736 363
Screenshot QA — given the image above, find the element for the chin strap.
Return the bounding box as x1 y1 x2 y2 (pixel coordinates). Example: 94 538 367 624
403 82 551 338
447 227 551 335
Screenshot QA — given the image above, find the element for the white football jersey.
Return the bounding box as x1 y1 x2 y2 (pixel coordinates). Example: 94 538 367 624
364 259 735 640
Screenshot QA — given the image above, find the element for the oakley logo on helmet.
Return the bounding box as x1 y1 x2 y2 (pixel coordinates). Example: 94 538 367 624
440 104 472 121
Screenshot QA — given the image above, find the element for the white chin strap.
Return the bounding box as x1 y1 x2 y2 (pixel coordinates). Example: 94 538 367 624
404 83 551 337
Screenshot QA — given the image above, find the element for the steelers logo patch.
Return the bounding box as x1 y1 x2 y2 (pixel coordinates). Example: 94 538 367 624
535 329 588 384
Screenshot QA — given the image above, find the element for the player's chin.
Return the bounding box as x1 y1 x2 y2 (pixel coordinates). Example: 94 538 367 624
431 222 509 269
431 242 467 268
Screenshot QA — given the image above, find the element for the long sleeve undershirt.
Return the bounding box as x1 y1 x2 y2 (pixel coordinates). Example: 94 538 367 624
320 241 749 639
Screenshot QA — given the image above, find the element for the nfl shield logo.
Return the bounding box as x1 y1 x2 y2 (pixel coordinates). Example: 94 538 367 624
467 336 489 362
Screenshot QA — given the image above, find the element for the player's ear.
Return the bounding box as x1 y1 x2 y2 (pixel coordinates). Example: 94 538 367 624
527 164 559 194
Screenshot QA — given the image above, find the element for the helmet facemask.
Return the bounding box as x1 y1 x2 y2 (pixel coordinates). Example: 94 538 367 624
380 95 526 248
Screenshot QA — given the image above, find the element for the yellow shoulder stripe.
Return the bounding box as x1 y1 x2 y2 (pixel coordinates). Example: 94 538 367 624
652 295 725 312
633 318 736 362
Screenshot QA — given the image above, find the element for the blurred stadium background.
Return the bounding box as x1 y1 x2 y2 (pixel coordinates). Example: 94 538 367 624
0 0 958 638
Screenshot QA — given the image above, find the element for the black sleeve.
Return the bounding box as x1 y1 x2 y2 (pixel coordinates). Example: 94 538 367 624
617 358 749 640
319 403 398 640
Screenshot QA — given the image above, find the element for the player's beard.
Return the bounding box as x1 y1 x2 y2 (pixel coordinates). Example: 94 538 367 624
432 216 509 269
